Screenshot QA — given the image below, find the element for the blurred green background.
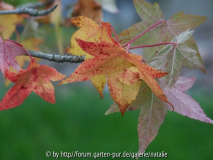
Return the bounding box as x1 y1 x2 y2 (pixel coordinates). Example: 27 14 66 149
1 0 213 160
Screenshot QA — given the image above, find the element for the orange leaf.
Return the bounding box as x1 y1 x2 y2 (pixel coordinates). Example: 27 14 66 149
60 39 170 115
66 16 117 59
0 59 65 111
66 16 117 97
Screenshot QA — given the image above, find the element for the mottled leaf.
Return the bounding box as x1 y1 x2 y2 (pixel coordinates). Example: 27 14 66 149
60 39 169 115
65 16 117 97
0 59 65 111
66 16 117 59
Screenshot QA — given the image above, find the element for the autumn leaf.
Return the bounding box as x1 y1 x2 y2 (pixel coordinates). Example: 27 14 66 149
118 0 206 71
0 1 24 39
106 77 213 152
106 82 168 152
4 37 43 87
0 59 65 111
66 16 117 59
106 77 213 124
137 86 167 153
65 16 117 97
107 66 141 114
148 30 205 87
164 77 213 124
0 36 29 74
60 39 170 115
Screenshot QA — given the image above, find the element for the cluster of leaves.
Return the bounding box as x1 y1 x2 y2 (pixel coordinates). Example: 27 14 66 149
0 0 212 153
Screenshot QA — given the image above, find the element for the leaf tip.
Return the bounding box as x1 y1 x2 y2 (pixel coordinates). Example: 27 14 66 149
64 47 71 54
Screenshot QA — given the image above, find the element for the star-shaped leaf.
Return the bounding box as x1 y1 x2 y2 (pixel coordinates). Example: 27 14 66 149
118 0 206 72
0 59 65 111
60 39 170 115
65 16 117 97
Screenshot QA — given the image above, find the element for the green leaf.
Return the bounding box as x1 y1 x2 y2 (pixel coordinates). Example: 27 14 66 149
118 0 206 64
133 0 164 24
148 31 204 87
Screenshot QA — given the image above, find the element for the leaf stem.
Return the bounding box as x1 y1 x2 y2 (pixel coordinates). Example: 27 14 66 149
129 42 177 49
122 20 165 47
126 44 130 53
111 25 119 43
25 50 33 60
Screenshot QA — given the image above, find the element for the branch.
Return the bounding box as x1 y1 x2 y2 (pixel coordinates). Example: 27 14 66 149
26 50 85 63
0 4 57 17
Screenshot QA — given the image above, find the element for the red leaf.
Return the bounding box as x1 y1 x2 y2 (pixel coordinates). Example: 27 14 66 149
0 59 65 111
60 39 170 115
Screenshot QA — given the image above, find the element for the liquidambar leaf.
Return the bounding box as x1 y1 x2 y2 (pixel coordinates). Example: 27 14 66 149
66 16 117 59
60 39 169 115
137 85 167 153
118 0 206 71
66 16 117 97
0 59 65 111
148 30 204 87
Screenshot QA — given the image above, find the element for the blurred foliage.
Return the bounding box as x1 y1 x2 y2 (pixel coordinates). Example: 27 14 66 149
6 0 37 6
